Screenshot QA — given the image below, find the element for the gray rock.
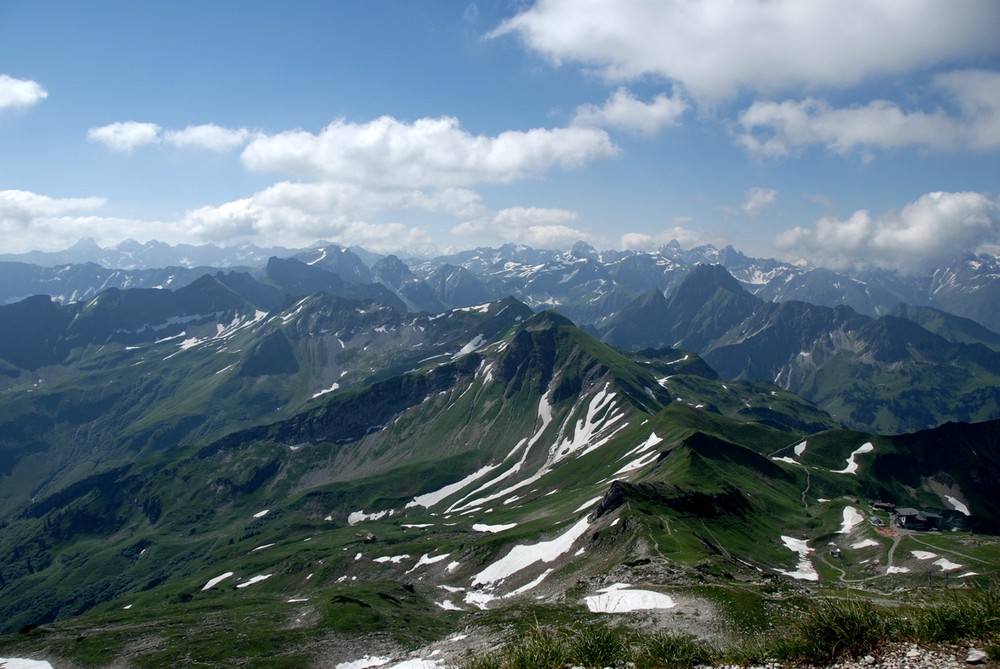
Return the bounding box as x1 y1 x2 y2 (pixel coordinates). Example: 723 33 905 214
966 648 988 664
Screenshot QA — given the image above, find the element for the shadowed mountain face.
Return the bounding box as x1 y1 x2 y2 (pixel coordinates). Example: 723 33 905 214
599 265 1000 434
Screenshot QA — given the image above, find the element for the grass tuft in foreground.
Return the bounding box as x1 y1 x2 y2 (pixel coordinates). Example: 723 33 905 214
457 585 1000 669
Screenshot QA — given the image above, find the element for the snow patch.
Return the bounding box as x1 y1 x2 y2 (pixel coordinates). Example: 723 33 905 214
236 573 272 589
775 536 819 581
830 442 874 474
471 517 590 588
574 496 603 513
373 554 411 564
585 583 676 613
912 550 937 560
851 539 880 549
472 522 517 533
886 566 910 574
312 382 340 399
934 557 962 571
201 572 234 591
453 334 485 359
945 495 970 516
335 656 391 669
794 440 808 456
838 506 864 534
348 509 394 525
405 553 451 573
0 660 55 669
252 509 269 518
407 464 499 509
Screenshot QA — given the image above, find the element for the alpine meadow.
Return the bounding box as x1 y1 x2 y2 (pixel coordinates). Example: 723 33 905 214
1 2 1000 668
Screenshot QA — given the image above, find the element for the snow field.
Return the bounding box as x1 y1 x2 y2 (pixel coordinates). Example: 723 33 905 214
945 495 971 516
775 536 819 581
584 583 677 613
471 517 591 588
0 660 55 669
838 506 864 534
830 442 874 474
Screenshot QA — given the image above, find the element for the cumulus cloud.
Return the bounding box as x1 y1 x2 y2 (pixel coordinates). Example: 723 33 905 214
164 124 251 152
572 87 687 135
619 223 706 251
738 69 1000 156
88 121 162 152
174 180 485 252
178 192 434 254
0 74 48 110
452 207 594 248
775 191 1000 272
492 0 1000 101
240 115 619 187
0 189 172 253
742 187 778 215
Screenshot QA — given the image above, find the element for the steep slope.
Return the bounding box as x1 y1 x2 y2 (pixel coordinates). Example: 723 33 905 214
0 309 835 634
0 313 994 665
0 287 534 517
603 265 1000 433
890 303 1000 351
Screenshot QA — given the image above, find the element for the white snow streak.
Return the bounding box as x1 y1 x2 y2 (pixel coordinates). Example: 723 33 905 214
830 442 874 474
236 574 272 589
407 465 499 509
201 572 234 591
945 495 971 516
312 382 340 399
775 536 818 581
472 522 517 533
471 517 591 588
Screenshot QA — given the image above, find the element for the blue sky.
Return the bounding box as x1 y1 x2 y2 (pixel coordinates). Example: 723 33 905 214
1 0 999 271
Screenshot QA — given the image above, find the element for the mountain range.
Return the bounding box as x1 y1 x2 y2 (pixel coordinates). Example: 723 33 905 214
0 240 997 666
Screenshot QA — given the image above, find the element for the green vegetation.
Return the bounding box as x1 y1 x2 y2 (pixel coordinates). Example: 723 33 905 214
456 586 1000 668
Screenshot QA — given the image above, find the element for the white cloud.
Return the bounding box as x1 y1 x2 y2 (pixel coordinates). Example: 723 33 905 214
775 191 1000 272
572 87 687 135
178 193 435 254
174 180 483 252
164 124 251 152
88 121 162 152
452 207 594 248
240 115 619 187
742 187 778 215
492 0 1000 101
738 69 1000 156
620 223 707 251
0 74 48 110
0 189 172 253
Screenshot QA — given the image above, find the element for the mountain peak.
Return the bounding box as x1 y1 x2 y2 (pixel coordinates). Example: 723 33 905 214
569 241 598 259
